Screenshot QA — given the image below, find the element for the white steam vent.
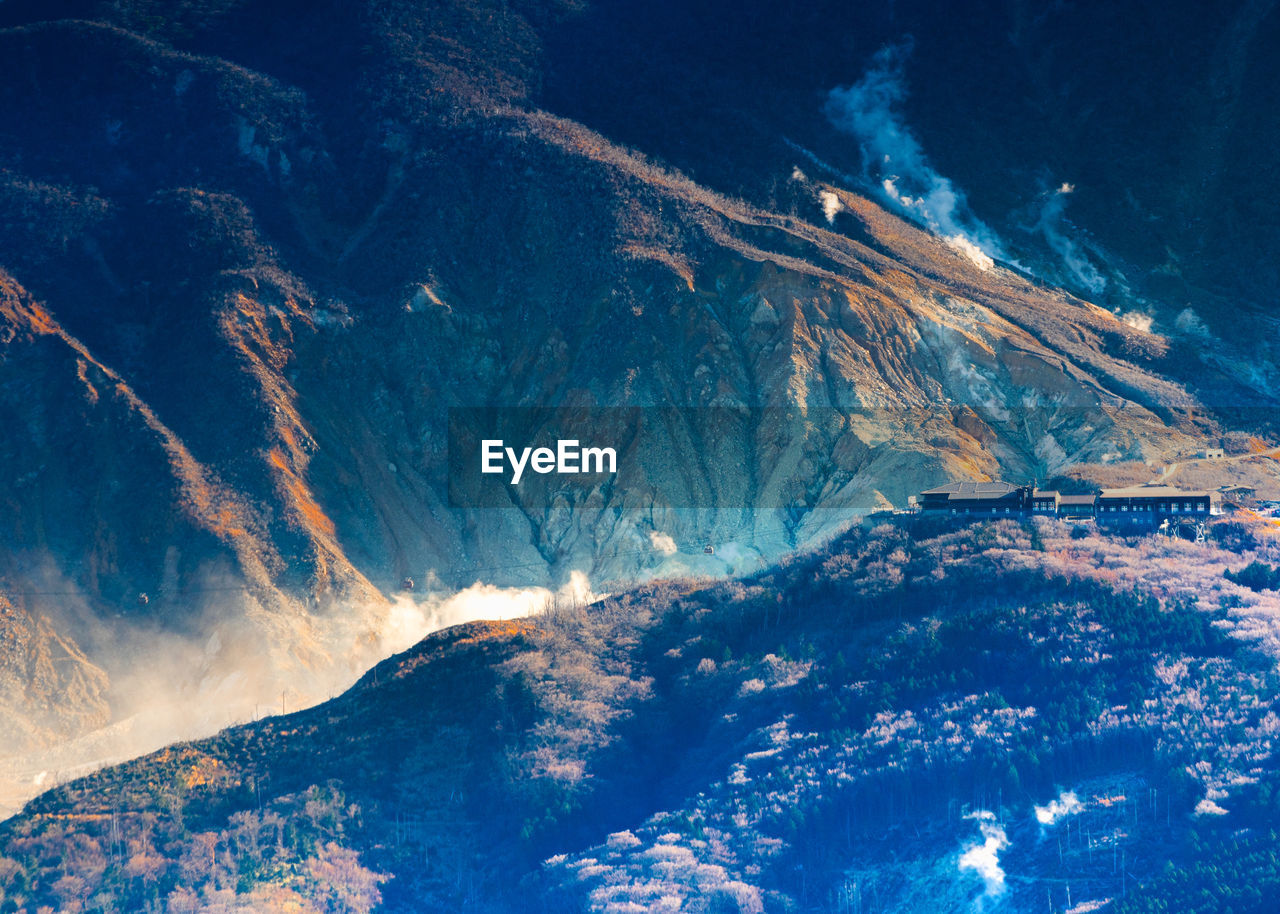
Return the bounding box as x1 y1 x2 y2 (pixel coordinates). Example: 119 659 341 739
958 810 1009 909
826 42 1006 272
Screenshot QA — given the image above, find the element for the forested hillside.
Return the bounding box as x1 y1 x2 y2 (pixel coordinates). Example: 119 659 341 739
3 516 1279 912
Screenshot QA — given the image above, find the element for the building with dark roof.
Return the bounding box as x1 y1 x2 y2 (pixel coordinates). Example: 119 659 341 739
916 480 1222 523
1095 486 1219 522
1056 494 1098 518
917 481 1032 516
1219 484 1257 503
1031 490 1060 513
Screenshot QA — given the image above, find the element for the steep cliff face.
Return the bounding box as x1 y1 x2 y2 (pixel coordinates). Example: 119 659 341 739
0 5 1215 598
0 594 111 819
0 0 1273 814
0 595 108 754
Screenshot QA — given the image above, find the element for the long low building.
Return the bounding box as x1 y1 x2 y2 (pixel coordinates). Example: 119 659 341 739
1094 485 1219 520
917 481 1221 521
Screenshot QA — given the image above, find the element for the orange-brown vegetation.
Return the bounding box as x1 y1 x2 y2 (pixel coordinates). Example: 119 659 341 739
6 516 1279 911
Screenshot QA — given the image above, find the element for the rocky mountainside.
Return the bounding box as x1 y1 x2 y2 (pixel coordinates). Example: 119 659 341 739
0 0 1232 599
1 0 1278 828
4 516 1280 912
541 0 1280 390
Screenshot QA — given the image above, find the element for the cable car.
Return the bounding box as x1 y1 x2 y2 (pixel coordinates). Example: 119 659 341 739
703 545 715 555
401 577 415 592
136 592 149 607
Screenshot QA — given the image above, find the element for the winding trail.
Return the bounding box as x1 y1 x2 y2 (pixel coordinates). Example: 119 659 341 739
1152 442 1280 484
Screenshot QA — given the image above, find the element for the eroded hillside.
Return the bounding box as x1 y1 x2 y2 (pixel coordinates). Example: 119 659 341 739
0 0 1276 832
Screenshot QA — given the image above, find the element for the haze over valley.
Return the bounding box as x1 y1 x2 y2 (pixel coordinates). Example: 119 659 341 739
1 2 1280 911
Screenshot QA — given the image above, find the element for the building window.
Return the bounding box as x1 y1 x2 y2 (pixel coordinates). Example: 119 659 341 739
1184 503 1191 511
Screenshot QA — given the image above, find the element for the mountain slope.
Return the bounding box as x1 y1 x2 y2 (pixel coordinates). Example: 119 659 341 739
0 2 1232 601
4 517 1280 911
1 0 1277 832
538 0 1280 372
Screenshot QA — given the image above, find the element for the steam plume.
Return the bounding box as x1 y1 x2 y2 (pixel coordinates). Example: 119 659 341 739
1035 184 1107 294
819 190 843 223
649 531 679 556
825 42 1006 271
3 572 596 819
1034 790 1082 826
1175 307 1211 340
957 810 1009 909
1121 311 1154 333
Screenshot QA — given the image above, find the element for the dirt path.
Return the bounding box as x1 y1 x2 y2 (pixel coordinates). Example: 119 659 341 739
1152 443 1280 484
